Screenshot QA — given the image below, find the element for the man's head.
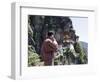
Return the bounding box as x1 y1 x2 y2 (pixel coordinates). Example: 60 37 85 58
47 31 54 39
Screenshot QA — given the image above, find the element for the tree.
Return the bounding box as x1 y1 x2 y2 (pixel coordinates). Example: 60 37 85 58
74 42 87 64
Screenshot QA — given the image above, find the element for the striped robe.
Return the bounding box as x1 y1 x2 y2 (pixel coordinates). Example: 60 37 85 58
41 38 58 65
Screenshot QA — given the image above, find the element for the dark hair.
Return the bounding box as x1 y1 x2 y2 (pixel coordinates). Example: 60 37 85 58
48 31 54 37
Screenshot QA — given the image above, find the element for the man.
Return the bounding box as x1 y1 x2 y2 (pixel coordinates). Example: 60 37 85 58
41 31 58 66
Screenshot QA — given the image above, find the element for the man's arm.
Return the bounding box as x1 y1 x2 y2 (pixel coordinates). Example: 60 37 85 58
47 39 58 52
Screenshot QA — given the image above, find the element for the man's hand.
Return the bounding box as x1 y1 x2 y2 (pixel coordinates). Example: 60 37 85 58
53 39 58 45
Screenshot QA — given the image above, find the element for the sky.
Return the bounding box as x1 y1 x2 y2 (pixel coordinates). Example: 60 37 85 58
70 17 88 43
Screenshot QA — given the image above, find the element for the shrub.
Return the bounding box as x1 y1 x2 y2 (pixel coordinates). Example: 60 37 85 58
28 46 40 66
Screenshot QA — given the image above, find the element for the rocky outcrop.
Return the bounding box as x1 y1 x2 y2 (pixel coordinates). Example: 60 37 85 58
28 15 76 53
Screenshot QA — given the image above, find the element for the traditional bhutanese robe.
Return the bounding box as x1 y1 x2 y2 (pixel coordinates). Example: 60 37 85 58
41 38 58 65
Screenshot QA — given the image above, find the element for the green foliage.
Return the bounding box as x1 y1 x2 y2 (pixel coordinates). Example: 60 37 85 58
74 42 81 53
74 42 87 64
28 45 36 53
28 24 33 37
28 46 40 66
63 48 73 57
54 47 75 65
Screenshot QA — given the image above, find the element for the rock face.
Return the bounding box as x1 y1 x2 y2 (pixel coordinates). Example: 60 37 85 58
28 15 88 66
28 15 76 54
